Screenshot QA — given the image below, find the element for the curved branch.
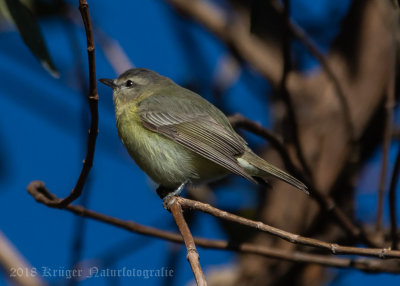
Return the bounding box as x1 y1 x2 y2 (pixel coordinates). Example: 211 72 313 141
26 0 99 208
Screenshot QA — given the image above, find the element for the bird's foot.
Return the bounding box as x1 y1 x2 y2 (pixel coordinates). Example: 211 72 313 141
157 181 188 209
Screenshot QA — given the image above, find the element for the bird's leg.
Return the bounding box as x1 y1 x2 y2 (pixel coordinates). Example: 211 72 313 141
157 180 189 209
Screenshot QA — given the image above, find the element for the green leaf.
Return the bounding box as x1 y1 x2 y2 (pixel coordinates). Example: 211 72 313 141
3 0 59 78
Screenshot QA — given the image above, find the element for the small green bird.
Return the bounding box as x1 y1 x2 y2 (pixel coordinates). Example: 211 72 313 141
100 68 307 198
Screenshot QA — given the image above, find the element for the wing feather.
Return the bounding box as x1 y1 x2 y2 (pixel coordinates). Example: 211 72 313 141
138 94 255 182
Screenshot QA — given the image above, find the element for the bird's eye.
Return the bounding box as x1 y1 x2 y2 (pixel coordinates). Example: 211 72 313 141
125 80 135 87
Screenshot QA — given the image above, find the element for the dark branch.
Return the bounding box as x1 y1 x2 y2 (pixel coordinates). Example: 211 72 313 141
26 0 98 208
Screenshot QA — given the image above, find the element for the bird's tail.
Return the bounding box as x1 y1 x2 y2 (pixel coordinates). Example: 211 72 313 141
239 151 309 194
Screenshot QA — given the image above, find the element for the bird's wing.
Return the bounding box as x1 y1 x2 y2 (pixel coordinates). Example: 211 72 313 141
137 93 256 182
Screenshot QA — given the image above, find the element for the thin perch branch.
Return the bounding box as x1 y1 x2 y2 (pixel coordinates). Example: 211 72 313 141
167 198 207 286
27 182 400 262
176 197 399 259
26 182 400 273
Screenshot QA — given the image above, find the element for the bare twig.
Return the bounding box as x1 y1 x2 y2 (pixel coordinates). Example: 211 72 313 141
176 197 399 259
27 0 99 208
61 8 92 285
167 198 207 286
26 182 400 273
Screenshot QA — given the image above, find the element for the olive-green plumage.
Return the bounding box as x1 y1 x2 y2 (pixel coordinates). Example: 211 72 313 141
99 68 307 193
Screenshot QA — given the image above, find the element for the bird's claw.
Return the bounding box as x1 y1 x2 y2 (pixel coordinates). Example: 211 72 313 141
162 180 188 209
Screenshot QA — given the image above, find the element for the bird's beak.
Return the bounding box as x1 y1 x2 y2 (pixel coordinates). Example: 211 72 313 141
99 78 117 88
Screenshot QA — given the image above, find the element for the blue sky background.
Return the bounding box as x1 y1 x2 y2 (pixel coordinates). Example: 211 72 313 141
0 0 399 285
